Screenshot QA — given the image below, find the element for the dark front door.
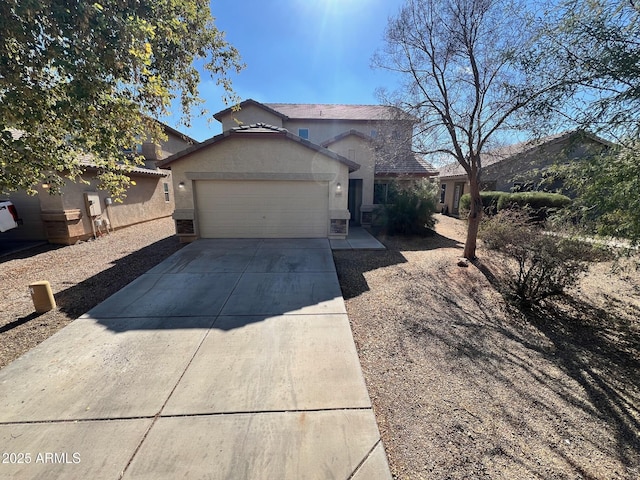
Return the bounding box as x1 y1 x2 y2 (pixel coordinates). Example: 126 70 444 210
452 182 466 215
348 179 363 225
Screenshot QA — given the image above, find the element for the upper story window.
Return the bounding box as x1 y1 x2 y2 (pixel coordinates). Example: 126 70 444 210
123 144 143 155
163 182 170 202
298 128 309 140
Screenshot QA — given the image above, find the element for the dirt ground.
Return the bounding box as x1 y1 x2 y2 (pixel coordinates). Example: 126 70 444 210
0 217 183 369
333 214 640 480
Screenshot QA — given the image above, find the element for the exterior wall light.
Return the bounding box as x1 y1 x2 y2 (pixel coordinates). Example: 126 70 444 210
335 182 342 195
178 181 186 189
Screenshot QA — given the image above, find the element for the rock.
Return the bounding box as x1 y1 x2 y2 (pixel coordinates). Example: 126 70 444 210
457 258 469 267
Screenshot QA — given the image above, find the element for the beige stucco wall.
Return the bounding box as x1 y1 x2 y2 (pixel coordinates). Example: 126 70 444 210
31 171 173 244
142 131 194 162
157 131 195 160
102 173 174 229
217 105 284 132
328 135 376 207
283 119 418 148
283 119 378 145
170 134 350 239
483 137 606 191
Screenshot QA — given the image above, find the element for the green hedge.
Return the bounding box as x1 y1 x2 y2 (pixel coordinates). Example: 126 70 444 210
459 191 508 217
459 191 570 218
497 192 571 211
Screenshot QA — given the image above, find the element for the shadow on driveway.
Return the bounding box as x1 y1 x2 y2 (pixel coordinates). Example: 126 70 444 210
55 236 184 318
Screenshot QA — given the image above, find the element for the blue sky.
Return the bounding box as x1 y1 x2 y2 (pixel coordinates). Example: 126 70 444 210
163 0 406 141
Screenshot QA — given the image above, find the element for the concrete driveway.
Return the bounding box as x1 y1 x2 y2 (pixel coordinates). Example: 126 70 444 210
0 238 391 479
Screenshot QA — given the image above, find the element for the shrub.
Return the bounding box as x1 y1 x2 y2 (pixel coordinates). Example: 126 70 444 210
497 192 571 221
377 179 438 235
479 209 593 308
459 193 471 217
459 191 507 217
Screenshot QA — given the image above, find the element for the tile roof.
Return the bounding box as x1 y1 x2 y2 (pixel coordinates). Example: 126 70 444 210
437 130 612 178
213 100 288 122
78 157 169 177
376 153 438 176
264 103 414 121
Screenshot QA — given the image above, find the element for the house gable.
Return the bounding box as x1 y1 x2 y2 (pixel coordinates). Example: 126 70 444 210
213 100 287 132
159 123 359 173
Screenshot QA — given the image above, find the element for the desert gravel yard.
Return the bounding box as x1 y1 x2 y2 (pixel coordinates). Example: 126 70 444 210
0 217 183 369
334 215 640 480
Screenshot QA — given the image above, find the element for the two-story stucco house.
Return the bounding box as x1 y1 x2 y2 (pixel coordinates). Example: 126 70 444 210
159 99 437 242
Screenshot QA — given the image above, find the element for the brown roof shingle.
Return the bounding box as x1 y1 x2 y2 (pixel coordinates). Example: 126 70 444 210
264 103 415 122
437 131 612 179
376 153 438 177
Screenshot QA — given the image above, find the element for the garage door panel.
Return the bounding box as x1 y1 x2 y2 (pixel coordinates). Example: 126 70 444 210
196 181 329 238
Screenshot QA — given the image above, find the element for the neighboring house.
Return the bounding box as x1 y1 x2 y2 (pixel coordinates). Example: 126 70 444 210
438 131 612 215
1 123 195 245
159 99 437 242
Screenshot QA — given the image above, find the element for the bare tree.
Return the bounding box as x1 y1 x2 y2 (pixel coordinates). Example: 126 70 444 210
374 0 570 259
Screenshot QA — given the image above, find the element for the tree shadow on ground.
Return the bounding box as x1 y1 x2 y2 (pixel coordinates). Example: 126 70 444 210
55 236 184 318
523 297 640 468
0 242 62 263
334 230 463 300
333 248 408 300
376 229 464 252
472 258 640 472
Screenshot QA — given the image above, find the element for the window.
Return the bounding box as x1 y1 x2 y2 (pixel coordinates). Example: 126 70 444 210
374 183 388 204
374 182 399 204
370 129 378 138
298 128 309 139
163 182 170 202
123 144 142 155
440 183 446 203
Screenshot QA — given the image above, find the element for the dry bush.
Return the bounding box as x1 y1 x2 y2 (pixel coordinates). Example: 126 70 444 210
479 209 596 308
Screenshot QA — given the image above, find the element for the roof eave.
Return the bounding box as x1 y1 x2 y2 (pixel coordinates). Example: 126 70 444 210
212 99 289 122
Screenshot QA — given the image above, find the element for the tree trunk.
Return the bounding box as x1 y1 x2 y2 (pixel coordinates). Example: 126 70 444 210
463 175 483 259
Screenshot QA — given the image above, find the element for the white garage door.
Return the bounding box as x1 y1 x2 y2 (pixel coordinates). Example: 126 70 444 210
195 180 329 238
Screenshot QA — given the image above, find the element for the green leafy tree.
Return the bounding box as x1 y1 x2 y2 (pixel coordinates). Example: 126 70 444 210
531 1 640 244
0 1 243 197
534 0 640 140
554 143 640 245
373 0 572 259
